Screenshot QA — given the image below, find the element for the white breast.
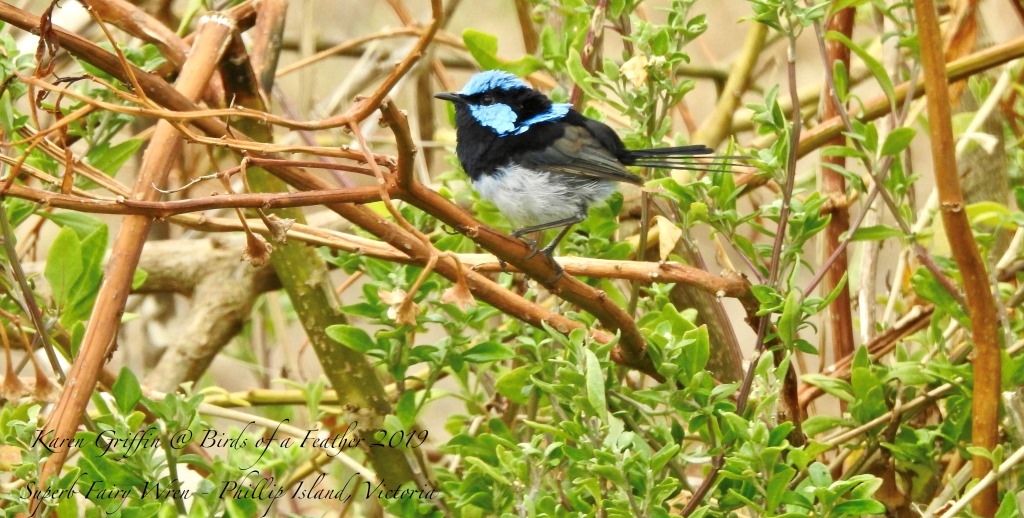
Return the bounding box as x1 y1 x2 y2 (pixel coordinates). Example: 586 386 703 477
471 165 617 228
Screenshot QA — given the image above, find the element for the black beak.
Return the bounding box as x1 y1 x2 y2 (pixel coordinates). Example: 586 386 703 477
434 92 466 104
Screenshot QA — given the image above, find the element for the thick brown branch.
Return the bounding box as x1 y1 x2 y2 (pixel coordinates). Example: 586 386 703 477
90 0 187 67
914 0 1001 515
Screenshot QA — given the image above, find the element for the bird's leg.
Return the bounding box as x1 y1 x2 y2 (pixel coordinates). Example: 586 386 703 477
537 224 576 283
511 212 586 260
538 222 576 261
511 214 583 240
511 210 587 283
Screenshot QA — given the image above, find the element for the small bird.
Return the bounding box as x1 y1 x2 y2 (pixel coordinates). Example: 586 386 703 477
435 70 726 274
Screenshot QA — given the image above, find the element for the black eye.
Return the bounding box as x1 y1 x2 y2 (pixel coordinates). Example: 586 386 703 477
480 95 495 105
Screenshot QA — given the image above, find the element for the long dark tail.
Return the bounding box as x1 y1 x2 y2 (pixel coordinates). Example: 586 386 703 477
622 144 748 173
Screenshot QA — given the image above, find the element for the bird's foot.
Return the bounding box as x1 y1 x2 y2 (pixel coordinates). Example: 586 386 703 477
510 231 540 259
510 229 565 283
539 246 564 284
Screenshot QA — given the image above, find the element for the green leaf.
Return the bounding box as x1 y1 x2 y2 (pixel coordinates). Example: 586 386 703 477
822 145 865 159
766 467 796 510
850 361 887 423
651 29 670 56
966 445 994 460
86 139 144 176
720 412 750 441
601 58 620 82
120 503 161 518
879 127 915 156
496 366 537 405
995 490 1020 518
188 497 209 517
794 338 818 354
816 272 849 311
40 211 106 239
112 367 142 415
967 201 1014 229
789 441 832 471
680 326 710 377
462 341 515 363
911 266 969 326
886 361 935 385
852 343 870 370
832 499 887 515
801 374 855 402
803 415 845 436
224 497 259 518
777 290 802 348
832 60 849 101
463 456 511 485
566 49 602 100
78 226 109 280
3 197 35 228
325 325 376 353
591 463 626 485
57 225 108 328
827 31 896 114
45 226 84 310
462 29 499 67
395 391 418 429
55 486 80 518
584 348 607 421
0 79 18 128
847 224 903 242
132 268 149 290
807 461 832 487
461 29 544 77
649 443 681 473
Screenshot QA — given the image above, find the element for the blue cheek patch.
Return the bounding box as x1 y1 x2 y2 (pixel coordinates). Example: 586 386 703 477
470 103 519 135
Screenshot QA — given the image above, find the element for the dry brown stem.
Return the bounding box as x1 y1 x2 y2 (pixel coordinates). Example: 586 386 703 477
819 7 856 404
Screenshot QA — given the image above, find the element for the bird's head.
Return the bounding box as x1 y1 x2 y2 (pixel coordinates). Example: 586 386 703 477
435 70 571 137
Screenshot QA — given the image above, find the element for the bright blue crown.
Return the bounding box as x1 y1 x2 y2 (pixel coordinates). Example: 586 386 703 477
459 70 529 95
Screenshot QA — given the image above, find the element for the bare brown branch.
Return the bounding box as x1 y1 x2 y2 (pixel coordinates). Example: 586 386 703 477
914 0 1002 514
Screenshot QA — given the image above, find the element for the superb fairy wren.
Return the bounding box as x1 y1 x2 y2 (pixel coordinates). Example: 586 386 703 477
436 70 726 273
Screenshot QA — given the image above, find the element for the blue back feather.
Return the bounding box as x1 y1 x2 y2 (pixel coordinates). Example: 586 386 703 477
516 103 570 134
